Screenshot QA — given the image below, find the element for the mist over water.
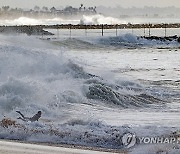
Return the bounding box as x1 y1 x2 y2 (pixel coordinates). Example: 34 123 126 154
1 15 180 26
0 17 79 26
0 31 179 152
0 34 171 114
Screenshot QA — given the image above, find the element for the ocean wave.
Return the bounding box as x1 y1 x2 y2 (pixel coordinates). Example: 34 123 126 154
53 38 103 50
97 34 180 49
80 14 123 25
50 34 180 49
84 78 165 108
0 34 179 152
0 15 123 26
0 118 179 151
0 17 79 26
0 36 174 116
1 15 180 26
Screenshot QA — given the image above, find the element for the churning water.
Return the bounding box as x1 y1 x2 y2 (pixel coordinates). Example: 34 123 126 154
0 27 180 153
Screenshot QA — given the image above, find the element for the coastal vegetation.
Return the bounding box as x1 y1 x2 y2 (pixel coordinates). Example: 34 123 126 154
0 4 97 19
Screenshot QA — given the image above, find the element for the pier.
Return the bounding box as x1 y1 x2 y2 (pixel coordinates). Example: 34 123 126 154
0 23 180 42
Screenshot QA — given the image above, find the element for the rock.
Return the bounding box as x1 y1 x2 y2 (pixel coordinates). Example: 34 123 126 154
177 37 180 43
0 26 54 36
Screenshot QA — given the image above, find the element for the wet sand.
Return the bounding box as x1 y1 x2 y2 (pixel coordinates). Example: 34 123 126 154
0 140 127 154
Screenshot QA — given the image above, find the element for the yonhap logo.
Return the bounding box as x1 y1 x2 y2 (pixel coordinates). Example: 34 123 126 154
121 132 180 149
122 132 136 148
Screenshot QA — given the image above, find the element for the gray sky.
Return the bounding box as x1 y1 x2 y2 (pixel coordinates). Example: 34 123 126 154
0 0 180 8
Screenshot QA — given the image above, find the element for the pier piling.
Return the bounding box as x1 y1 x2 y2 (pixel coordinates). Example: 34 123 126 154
101 24 104 36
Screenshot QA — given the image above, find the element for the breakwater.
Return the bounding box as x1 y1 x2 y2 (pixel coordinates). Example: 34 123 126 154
0 24 180 42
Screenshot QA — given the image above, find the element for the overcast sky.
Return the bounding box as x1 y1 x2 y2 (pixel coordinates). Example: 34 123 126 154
0 0 179 8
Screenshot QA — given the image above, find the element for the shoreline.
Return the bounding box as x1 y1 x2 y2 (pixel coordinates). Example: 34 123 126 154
0 139 127 154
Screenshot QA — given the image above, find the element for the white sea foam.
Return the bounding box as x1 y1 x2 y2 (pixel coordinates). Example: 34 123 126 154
80 14 124 25
0 17 79 26
0 34 179 153
50 33 180 49
95 33 180 48
0 15 122 26
1 15 180 26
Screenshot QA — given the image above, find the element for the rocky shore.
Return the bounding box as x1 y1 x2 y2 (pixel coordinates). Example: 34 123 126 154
0 26 54 35
141 35 180 42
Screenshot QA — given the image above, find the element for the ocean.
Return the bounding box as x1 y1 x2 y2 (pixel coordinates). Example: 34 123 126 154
0 15 180 153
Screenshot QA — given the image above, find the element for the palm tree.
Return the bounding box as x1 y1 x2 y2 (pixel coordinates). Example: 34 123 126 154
93 6 97 13
34 6 40 12
42 6 48 12
50 7 56 12
2 6 10 12
79 4 83 11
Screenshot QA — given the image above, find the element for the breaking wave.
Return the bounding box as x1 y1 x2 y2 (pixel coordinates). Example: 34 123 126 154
97 34 180 49
52 38 103 50
0 15 122 26
0 118 179 151
1 15 180 26
51 34 180 50
80 14 123 25
0 35 179 151
0 35 174 115
0 17 79 26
